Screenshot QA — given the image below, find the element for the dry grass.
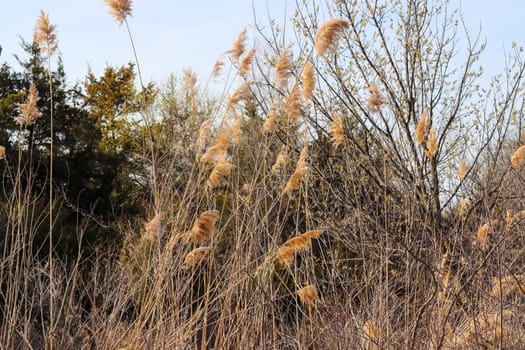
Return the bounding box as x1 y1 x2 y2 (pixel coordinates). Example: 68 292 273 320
3 2 525 350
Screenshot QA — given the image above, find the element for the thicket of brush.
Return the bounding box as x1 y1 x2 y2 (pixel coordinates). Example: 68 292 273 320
2 0 525 349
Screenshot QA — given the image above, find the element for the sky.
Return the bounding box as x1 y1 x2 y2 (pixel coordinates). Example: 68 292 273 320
1 0 524 87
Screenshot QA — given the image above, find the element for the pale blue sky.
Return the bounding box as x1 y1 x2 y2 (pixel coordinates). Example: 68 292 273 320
1 1 524 86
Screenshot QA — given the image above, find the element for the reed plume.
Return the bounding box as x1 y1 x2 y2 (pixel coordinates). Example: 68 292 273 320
231 28 247 63
276 50 293 85
330 114 345 148
363 320 380 349
491 274 525 298
276 229 323 265
104 0 133 24
207 159 233 187
284 85 303 119
198 120 213 152
144 213 161 240
34 10 58 54
425 128 437 159
238 48 255 78
231 114 242 145
284 145 309 193
415 109 427 144
475 220 498 248
183 247 211 268
458 159 468 181
201 129 229 164
271 147 288 174
297 285 319 306
263 108 278 133
183 68 197 91
184 210 220 243
511 145 525 168
226 81 254 111
303 60 315 100
16 84 42 127
314 18 349 57
211 59 224 78
368 83 383 111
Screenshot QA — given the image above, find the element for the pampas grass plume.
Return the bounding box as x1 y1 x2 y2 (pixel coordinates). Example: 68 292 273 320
185 210 220 244
314 18 349 57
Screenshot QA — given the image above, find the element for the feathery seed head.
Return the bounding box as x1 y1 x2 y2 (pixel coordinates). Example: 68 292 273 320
491 274 525 298
415 109 427 144
276 229 323 264
511 145 525 168
314 18 349 57
144 213 161 240
276 50 293 85
185 210 220 244
285 85 303 119
207 159 233 187
197 120 213 152
284 145 309 193
183 68 197 91
330 114 345 148
303 60 315 100
297 285 319 306
183 247 211 268
34 10 58 55
276 246 295 265
201 129 229 164
104 0 133 24
271 147 288 174
263 108 279 133
238 48 255 78
475 220 498 249
16 84 42 127
231 28 247 63
425 128 438 159
211 59 224 78
368 83 383 111
459 159 468 181
226 81 254 111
